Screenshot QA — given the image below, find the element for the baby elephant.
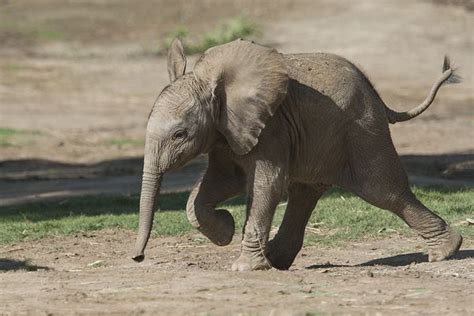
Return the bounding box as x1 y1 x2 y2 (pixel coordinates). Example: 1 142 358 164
132 38 462 271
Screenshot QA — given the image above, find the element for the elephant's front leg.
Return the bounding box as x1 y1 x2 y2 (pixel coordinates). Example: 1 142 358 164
266 183 328 270
186 151 246 246
232 161 286 271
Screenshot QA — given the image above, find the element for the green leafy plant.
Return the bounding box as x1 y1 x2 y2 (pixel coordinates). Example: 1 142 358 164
160 15 259 55
0 128 43 147
107 138 144 147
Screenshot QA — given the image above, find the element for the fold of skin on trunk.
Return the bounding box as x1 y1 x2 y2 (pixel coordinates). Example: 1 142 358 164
132 167 162 262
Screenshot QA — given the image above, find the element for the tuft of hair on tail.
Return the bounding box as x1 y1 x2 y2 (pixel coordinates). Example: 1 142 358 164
442 55 462 84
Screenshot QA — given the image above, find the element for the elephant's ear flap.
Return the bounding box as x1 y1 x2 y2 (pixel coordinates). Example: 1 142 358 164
193 40 288 155
167 38 186 82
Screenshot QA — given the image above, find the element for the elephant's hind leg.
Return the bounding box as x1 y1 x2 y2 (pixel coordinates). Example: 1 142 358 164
342 128 462 262
391 192 462 261
266 183 328 270
357 188 462 262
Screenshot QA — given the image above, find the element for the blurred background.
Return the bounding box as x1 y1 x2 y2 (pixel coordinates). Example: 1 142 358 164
0 0 472 205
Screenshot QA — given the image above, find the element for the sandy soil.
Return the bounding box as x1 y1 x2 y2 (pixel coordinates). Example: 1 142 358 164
1 230 473 315
0 0 473 314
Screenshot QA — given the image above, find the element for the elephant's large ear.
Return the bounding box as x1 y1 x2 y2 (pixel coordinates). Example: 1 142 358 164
193 39 288 155
167 38 186 82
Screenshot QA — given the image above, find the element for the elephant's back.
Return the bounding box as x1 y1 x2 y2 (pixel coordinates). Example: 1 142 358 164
278 53 384 184
283 53 372 108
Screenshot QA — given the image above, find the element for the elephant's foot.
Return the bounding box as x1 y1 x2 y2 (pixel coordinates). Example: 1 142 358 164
231 252 272 271
265 238 300 270
427 226 462 262
197 209 235 246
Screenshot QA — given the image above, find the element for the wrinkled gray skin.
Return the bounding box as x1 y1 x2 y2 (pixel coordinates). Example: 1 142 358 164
132 39 462 271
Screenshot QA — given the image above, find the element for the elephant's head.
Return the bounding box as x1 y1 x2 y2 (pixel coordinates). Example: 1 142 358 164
132 38 288 262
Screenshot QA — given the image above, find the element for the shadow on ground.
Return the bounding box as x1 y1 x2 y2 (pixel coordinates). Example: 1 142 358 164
1 153 472 181
0 156 207 206
306 249 474 269
0 152 472 206
0 157 145 181
402 153 474 180
0 259 51 272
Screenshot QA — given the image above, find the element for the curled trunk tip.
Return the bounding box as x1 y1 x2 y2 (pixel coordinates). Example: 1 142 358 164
132 253 145 262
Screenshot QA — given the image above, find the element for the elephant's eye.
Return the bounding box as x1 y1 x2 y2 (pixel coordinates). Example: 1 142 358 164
172 129 187 140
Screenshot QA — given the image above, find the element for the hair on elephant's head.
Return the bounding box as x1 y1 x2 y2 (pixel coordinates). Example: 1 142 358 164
132 38 289 262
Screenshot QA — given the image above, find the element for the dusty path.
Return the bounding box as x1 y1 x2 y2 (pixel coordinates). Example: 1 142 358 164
1 230 473 315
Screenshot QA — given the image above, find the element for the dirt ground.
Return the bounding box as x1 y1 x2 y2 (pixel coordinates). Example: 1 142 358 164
1 231 473 315
0 0 473 314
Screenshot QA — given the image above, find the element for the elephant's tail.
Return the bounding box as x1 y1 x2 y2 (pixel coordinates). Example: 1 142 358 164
385 56 461 124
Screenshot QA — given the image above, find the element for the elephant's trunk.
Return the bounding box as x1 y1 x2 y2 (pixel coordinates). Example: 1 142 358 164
132 170 162 262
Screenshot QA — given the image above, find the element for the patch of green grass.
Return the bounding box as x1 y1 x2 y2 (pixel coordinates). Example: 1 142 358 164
2 63 25 74
31 26 64 41
0 187 472 245
160 15 259 55
0 19 65 43
0 128 43 147
107 138 144 147
0 128 20 147
0 192 191 244
0 128 18 137
303 187 473 246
